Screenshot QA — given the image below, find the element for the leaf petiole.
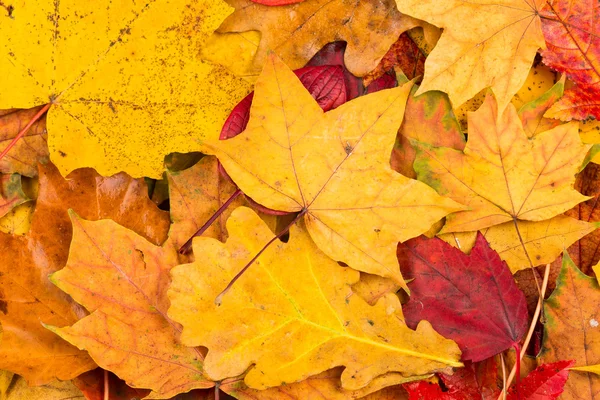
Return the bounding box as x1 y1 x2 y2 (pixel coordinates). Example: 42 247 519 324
215 208 308 306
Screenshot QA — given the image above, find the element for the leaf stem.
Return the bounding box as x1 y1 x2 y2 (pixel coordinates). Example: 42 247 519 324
498 263 551 399
215 208 308 305
0 103 51 162
103 369 109 400
178 188 242 254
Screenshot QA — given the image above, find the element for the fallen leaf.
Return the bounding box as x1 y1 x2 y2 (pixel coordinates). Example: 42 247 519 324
518 76 565 138
540 253 600 399
507 360 574 400
168 207 462 390
2 374 85 400
221 367 424 400
0 0 251 178
201 54 463 287
481 216 598 273
0 107 48 177
393 85 464 179
394 0 546 110
251 0 304 5
399 233 529 361
541 0 600 120
414 93 589 234
48 214 211 397
0 173 29 219
351 272 402 308
0 162 169 385
0 202 34 235
216 0 434 77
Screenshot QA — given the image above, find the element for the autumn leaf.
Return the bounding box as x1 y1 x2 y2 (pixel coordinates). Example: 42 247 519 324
47 213 213 397
0 162 169 385
506 360 574 400
200 54 463 287
213 0 436 78
1 372 85 400
0 0 251 178
0 173 28 219
398 233 529 362
541 0 600 120
0 107 48 177
221 367 425 400
540 253 600 399
517 76 565 138
72 369 151 400
168 207 462 390
394 0 546 110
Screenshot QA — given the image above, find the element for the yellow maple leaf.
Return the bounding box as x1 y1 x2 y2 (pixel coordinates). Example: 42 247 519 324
415 94 590 234
168 207 462 390
199 54 463 287
211 0 437 78
394 0 546 110
0 0 250 178
47 213 211 397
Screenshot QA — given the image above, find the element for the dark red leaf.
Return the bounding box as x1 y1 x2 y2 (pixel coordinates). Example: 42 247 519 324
399 233 529 361
250 0 304 5
365 73 397 94
73 368 151 400
404 380 454 400
506 360 574 400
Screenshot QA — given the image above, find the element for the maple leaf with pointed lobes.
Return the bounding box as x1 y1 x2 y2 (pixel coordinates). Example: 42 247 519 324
507 360 574 400
47 213 212 397
0 0 251 178
540 0 600 120
399 234 529 362
0 162 170 385
199 54 463 288
414 93 590 233
168 207 462 390
540 253 600 399
394 0 546 110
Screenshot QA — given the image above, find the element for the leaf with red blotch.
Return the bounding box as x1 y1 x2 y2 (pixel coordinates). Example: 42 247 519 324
398 233 529 362
220 65 347 140
251 0 304 4
506 360 574 399
403 359 500 400
540 0 600 120
363 33 425 86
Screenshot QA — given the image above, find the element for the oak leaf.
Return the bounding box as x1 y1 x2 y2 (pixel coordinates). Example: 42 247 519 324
48 213 211 397
394 0 546 110
168 207 462 391
215 0 436 77
415 93 589 234
399 234 529 362
0 0 250 178
0 162 169 385
540 253 600 399
0 107 48 177
200 54 463 287
541 0 600 120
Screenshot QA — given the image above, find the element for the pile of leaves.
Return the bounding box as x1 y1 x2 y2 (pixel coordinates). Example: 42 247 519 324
1 0 600 398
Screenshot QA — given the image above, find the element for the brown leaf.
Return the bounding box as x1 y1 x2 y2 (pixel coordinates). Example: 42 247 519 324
0 162 170 384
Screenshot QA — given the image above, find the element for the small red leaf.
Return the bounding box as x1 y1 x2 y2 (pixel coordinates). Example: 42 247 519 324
250 0 305 5
506 360 575 400
404 380 455 400
399 233 529 361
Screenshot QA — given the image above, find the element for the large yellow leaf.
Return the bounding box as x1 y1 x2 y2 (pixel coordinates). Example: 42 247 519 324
0 0 250 178
212 0 436 78
200 55 463 287
415 94 589 234
394 0 546 110
168 207 462 390
47 214 212 397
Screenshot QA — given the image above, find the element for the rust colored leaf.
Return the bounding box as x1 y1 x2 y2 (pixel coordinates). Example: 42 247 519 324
363 33 425 86
0 107 48 177
0 174 28 219
563 162 600 276
540 0 600 120
540 253 600 399
399 233 529 362
0 162 169 385
48 214 211 397
506 360 574 400
218 0 434 77
72 369 151 400
251 0 303 4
